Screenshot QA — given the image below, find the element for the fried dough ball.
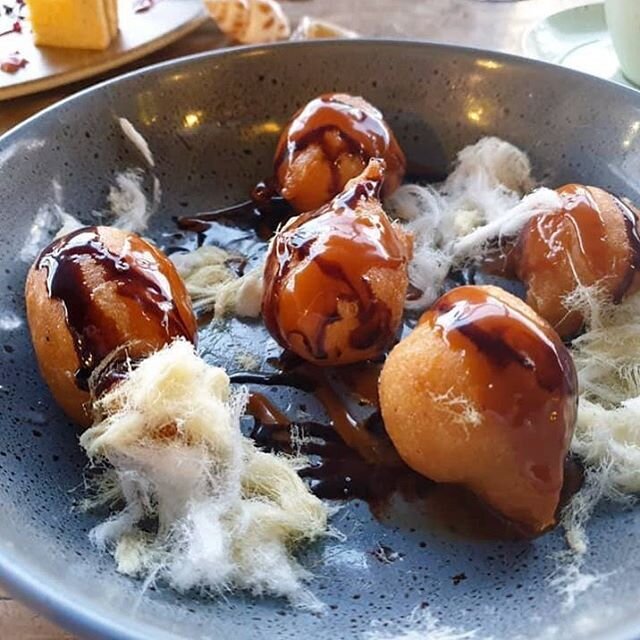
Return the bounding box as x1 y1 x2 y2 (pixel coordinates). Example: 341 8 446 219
274 93 406 213
25 226 197 427
262 158 412 366
379 285 577 533
515 184 640 338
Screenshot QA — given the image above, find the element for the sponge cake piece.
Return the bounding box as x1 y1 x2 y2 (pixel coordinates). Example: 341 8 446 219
27 0 119 50
104 0 119 40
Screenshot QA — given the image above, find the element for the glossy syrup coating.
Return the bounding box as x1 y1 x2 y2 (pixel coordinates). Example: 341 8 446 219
25 226 198 427
379 285 578 533
515 184 640 338
274 93 406 213
262 158 412 366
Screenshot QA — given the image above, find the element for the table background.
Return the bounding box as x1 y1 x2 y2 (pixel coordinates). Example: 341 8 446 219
0 0 590 636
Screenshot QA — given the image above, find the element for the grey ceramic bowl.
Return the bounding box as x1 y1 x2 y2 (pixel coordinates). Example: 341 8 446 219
1 40 640 640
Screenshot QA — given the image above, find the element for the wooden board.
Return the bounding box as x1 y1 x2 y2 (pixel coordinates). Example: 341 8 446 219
0 0 208 101
0 588 74 638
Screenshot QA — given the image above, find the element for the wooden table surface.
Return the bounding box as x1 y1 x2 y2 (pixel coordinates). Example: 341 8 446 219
0 0 584 637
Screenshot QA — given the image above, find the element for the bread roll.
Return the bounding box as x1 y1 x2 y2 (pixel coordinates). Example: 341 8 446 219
379 285 577 532
274 93 406 213
263 159 411 366
516 184 640 337
25 226 197 427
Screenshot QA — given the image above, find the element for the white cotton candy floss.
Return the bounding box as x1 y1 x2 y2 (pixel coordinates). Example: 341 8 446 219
19 203 83 262
106 169 161 234
560 290 640 553
80 340 328 609
20 116 161 261
118 118 155 168
385 137 560 310
100 117 160 234
450 187 563 260
171 245 264 318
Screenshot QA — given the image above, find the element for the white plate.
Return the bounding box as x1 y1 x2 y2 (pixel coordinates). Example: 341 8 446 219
0 0 208 101
522 2 634 88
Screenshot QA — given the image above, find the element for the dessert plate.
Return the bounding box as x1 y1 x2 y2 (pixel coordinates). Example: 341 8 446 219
522 2 632 87
2 41 640 640
0 0 207 101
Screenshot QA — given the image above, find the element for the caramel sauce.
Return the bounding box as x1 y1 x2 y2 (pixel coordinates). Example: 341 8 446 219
261 163 410 363
427 286 577 500
302 364 400 466
518 184 640 309
274 94 406 209
37 227 196 391
247 392 290 425
556 185 610 264
279 94 392 163
333 361 381 407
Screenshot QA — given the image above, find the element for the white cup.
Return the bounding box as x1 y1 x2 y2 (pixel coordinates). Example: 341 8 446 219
605 0 640 85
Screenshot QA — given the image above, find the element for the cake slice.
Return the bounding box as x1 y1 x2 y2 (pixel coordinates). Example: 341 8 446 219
27 0 119 50
104 0 119 40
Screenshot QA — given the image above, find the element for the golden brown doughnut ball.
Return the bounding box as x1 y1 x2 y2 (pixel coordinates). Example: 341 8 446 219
274 93 406 213
379 285 577 533
25 226 197 427
262 158 412 366
515 184 640 338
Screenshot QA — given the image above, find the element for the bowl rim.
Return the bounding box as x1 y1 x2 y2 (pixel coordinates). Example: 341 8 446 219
3 36 640 145
2 37 640 640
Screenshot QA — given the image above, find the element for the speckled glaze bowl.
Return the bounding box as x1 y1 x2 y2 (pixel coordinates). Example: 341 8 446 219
1 41 640 640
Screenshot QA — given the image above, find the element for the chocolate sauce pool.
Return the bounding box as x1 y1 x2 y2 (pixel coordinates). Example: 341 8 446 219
176 180 291 242
232 360 581 541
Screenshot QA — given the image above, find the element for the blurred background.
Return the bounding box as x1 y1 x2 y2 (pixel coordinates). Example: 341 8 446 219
1 0 632 135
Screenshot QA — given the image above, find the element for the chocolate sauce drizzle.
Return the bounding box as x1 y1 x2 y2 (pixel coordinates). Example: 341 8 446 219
236 357 580 540
37 226 195 390
261 163 409 362
431 295 574 394
273 94 405 207
229 370 315 392
176 181 293 242
422 286 578 517
615 194 640 300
